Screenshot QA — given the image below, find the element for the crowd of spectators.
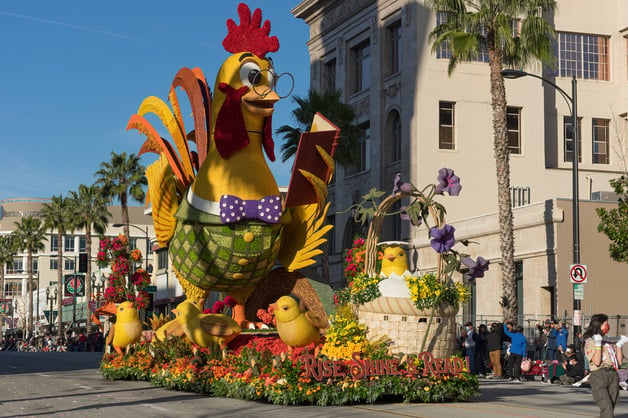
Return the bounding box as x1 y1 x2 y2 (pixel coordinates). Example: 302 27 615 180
0 330 105 352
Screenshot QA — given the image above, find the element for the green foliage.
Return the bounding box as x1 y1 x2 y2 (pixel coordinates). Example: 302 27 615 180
276 89 363 166
335 272 382 307
597 176 628 262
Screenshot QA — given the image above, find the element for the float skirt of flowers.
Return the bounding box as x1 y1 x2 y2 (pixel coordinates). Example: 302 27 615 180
100 334 479 406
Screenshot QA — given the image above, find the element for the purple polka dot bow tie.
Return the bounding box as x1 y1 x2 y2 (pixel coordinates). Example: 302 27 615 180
219 194 282 224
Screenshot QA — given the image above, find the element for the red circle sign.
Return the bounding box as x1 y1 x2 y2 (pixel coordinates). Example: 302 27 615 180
570 264 587 283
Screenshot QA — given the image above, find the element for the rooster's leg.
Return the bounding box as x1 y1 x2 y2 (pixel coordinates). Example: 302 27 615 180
228 287 255 328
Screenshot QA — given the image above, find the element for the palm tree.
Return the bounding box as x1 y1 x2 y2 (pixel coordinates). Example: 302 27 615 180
94 151 146 240
276 89 363 166
427 0 556 321
41 195 75 334
0 234 17 331
13 216 46 334
69 184 111 330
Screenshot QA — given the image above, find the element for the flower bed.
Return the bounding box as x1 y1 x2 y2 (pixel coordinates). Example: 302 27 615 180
100 334 479 405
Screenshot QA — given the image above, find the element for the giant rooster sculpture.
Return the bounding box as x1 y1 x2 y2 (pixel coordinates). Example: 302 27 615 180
128 3 334 339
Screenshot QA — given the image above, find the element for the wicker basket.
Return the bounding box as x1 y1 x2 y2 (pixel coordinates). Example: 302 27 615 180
358 191 456 357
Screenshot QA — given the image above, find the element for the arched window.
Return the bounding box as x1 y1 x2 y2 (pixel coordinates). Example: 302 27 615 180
383 110 401 164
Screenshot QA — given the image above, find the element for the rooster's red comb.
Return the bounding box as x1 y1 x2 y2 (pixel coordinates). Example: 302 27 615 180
223 3 279 57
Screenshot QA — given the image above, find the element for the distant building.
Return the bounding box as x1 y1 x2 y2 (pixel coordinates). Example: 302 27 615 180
293 0 628 324
0 197 184 334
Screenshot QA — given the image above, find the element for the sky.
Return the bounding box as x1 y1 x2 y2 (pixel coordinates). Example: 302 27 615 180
0 1 309 201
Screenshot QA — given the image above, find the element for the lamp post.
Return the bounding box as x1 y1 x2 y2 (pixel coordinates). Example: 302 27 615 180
501 69 580 336
46 287 58 334
91 274 106 301
113 223 150 271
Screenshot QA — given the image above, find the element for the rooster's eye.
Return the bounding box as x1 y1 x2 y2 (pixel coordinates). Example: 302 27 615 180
240 61 263 88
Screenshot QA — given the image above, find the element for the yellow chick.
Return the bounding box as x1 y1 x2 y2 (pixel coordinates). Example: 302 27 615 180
172 300 242 349
112 301 142 355
380 246 409 277
270 295 322 354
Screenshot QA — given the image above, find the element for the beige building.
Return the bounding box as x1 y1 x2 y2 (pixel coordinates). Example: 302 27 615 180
0 198 177 334
293 0 628 324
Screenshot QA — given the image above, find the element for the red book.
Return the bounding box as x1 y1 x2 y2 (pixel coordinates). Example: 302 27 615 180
284 113 339 207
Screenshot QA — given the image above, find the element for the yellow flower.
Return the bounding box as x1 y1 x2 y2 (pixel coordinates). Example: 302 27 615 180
424 386 430 391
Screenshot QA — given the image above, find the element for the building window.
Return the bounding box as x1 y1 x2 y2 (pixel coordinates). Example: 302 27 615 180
157 248 168 270
50 259 58 270
5 281 22 297
79 236 86 252
130 238 138 251
345 123 370 176
64 258 75 271
351 40 370 94
50 235 58 252
439 101 455 150
324 59 336 92
64 236 75 252
9 259 23 274
387 21 401 76
510 186 531 207
32 259 38 274
392 112 401 161
556 32 609 81
507 107 522 154
564 116 582 163
592 118 610 164
435 12 489 62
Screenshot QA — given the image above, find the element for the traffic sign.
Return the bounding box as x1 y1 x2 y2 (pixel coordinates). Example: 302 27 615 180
145 286 157 292
569 264 587 283
574 283 584 300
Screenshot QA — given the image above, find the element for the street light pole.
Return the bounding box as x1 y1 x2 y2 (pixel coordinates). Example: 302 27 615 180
501 69 581 337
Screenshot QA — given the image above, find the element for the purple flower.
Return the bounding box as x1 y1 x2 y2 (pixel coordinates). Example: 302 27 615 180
461 256 490 281
430 224 456 253
435 168 462 196
392 173 413 195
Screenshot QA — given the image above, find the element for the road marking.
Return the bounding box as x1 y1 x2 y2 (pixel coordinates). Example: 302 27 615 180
77 385 94 390
6 365 16 368
38 373 51 377
141 403 170 412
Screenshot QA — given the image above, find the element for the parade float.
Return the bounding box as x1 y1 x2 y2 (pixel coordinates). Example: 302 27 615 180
98 3 481 405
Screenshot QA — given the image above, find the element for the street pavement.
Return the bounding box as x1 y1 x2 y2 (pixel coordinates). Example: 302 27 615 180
1 352 628 417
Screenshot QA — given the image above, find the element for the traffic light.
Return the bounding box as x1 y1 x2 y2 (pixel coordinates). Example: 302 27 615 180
78 253 88 273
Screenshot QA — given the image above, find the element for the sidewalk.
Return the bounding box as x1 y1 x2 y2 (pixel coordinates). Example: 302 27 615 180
332 377 628 418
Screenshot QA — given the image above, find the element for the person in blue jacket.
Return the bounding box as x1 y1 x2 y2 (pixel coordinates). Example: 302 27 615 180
504 322 528 381
556 322 569 362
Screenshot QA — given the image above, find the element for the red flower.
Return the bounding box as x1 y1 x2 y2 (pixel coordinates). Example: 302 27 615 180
223 296 237 308
212 300 225 314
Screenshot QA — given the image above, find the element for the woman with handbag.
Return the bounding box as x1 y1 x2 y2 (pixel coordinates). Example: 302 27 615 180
584 313 628 417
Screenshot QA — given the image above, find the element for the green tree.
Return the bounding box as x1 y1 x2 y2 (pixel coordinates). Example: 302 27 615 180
597 176 628 262
94 151 146 240
427 0 556 320
0 234 17 330
13 216 46 334
276 89 362 166
41 195 75 334
69 184 111 330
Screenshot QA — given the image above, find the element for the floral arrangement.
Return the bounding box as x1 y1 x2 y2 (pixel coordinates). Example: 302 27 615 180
343 237 383 283
334 271 382 307
203 296 237 315
405 272 471 311
100 333 479 405
97 234 151 308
